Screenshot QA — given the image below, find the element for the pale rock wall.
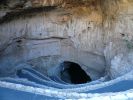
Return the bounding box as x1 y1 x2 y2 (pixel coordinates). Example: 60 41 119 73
110 52 133 79
0 6 105 79
104 0 133 78
0 0 133 79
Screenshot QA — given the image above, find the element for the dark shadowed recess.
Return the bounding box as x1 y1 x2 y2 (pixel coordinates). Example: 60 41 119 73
0 6 57 24
61 61 91 84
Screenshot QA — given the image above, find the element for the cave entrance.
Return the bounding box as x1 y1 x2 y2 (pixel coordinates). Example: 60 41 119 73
61 61 91 84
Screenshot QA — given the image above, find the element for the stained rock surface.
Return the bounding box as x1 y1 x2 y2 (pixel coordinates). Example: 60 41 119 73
0 0 133 99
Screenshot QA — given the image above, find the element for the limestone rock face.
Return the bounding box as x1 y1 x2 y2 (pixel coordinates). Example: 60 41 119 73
0 0 133 79
110 52 133 79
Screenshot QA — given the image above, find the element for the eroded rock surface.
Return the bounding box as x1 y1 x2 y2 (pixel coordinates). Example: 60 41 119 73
0 0 133 79
1 0 133 99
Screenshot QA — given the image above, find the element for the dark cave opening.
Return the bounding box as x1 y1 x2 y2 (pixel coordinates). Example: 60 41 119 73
61 61 92 84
